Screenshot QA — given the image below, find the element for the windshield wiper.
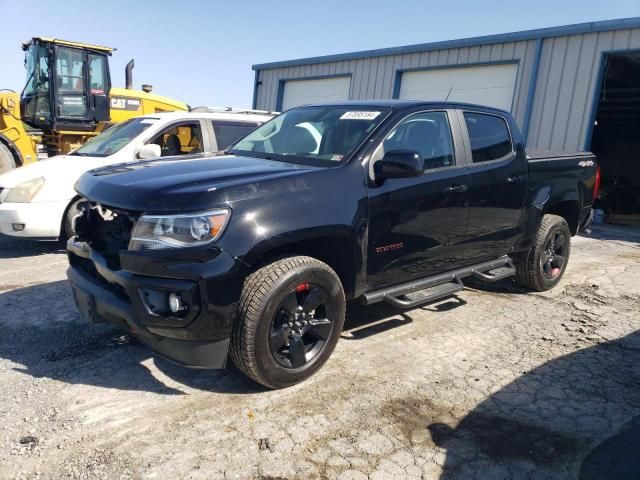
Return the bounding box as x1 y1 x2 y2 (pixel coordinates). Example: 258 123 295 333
228 149 279 161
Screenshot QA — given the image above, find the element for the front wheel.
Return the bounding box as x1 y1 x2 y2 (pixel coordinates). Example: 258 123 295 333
515 214 572 291
230 256 346 389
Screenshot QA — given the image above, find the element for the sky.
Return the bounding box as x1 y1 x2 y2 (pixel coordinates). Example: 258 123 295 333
1 0 639 108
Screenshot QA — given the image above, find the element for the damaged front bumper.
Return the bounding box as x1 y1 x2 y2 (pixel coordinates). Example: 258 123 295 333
66 238 248 369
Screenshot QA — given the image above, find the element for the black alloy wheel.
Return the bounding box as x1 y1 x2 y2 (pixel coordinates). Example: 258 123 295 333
269 283 334 369
541 230 568 280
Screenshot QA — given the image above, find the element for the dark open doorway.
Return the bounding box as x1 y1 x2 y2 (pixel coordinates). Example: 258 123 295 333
589 51 640 222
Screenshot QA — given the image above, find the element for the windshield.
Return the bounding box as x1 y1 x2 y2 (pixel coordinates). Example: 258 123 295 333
229 106 390 165
72 118 157 157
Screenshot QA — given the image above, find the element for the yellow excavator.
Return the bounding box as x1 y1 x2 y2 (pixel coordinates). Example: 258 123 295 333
0 37 188 173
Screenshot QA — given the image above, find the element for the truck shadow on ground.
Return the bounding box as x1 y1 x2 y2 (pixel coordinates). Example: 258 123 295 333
0 280 262 395
424 330 640 479
0 279 444 395
584 225 640 243
0 236 65 259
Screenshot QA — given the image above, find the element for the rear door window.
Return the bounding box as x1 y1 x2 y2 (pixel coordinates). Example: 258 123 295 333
463 112 513 163
149 122 203 156
212 122 259 151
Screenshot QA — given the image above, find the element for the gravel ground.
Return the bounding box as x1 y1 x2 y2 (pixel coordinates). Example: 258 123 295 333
0 227 639 480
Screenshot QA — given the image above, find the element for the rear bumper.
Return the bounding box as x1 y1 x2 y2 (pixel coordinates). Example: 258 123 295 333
0 200 68 239
66 238 247 369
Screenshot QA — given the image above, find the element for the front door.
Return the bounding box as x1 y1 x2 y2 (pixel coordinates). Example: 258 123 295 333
366 110 471 288
458 110 528 262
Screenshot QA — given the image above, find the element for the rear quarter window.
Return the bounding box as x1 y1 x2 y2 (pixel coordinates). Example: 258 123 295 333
463 112 513 163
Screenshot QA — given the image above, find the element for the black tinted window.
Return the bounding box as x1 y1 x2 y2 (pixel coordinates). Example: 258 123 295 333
463 112 512 162
376 111 455 170
213 122 258 150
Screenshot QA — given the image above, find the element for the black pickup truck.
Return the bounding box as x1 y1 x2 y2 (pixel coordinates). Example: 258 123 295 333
67 101 598 388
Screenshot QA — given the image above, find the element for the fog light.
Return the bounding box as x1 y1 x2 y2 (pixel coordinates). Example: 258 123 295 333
168 293 185 313
12 223 25 232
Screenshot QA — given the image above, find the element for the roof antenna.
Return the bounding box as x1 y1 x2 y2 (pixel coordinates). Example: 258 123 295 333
445 86 454 101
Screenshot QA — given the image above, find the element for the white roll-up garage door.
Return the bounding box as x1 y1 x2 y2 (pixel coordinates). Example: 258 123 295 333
398 64 518 111
281 76 351 110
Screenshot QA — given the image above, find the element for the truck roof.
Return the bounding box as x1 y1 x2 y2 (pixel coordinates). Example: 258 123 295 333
300 99 510 115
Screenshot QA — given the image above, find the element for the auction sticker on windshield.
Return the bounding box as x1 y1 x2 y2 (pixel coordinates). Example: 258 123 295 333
340 111 381 120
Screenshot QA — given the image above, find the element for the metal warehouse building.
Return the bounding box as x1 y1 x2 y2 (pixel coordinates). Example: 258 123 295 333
252 18 640 214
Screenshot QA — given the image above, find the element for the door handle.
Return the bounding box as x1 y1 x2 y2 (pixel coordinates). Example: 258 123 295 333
506 175 523 184
445 184 468 193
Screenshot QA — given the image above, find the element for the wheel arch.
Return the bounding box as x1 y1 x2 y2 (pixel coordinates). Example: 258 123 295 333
243 232 362 300
544 199 580 235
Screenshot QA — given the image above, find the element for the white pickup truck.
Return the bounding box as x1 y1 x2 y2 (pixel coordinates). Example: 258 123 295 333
0 109 273 241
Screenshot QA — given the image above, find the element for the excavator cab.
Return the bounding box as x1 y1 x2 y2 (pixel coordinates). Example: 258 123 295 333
20 37 112 132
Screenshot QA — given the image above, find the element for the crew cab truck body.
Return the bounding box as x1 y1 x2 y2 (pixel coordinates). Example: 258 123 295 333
67 101 598 388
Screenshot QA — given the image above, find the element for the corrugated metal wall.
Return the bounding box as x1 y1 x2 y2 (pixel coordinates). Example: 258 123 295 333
255 26 640 152
255 39 539 128
527 27 640 151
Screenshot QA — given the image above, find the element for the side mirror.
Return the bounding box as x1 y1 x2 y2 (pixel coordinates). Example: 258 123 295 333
136 144 161 160
374 150 423 179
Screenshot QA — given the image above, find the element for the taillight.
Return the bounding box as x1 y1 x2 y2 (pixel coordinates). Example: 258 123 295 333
593 165 601 200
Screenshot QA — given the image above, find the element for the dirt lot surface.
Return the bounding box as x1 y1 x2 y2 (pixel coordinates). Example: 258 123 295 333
1 227 639 480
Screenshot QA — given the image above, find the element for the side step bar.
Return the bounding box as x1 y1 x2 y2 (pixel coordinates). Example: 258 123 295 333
362 256 515 309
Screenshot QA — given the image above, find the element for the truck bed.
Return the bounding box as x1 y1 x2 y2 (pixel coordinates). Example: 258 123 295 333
526 150 597 232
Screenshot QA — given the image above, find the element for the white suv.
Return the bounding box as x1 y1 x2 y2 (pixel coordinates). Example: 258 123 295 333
0 108 274 241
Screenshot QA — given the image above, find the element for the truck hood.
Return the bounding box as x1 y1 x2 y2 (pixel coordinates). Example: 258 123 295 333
75 154 320 212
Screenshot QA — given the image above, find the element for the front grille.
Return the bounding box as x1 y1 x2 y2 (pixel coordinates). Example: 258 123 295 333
75 203 137 269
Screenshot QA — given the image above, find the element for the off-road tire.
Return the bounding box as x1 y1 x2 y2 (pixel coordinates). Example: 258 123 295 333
0 142 17 174
230 256 346 389
515 214 571 291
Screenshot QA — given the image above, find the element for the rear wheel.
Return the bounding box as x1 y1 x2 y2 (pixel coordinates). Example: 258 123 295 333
230 256 345 389
515 214 571 291
0 142 17 174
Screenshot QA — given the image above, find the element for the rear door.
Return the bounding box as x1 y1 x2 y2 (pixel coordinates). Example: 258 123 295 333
458 110 528 262
366 109 471 288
